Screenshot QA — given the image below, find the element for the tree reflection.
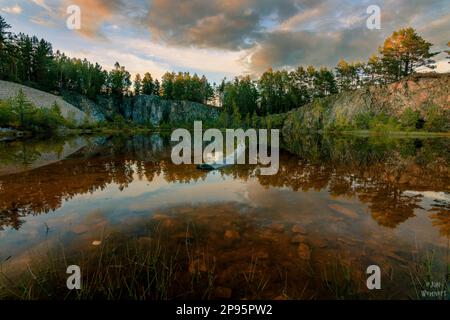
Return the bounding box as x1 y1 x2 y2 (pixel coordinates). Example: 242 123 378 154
0 134 449 231
430 200 450 238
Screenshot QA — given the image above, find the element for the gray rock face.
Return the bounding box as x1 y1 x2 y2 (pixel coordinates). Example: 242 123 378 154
281 73 450 142
61 91 106 122
0 80 91 125
122 95 220 126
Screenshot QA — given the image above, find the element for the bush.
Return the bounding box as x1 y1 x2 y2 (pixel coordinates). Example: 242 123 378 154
112 114 127 129
31 103 66 131
368 112 400 132
399 107 421 130
354 112 373 130
0 100 15 127
423 105 448 132
1 91 71 133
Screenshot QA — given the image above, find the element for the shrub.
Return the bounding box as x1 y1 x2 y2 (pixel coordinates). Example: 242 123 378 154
423 105 448 132
368 112 400 132
0 100 15 127
1 92 73 132
354 112 373 130
400 107 421 130
29 103 66 132
112 114 127 129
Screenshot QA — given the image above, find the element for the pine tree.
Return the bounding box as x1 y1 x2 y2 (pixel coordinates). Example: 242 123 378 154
12 89 35 128
142 72 154 95
107 62 131 107
153 79 160 96
0 15 12 79
379 28 437 80
134 73 142 96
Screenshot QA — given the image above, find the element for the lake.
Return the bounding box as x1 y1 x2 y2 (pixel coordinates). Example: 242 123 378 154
0 133 449 299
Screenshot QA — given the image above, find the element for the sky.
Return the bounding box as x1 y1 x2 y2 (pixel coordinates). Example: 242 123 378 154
1 0 449 83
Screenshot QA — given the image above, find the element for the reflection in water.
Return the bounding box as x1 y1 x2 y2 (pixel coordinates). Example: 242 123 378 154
0 134 449 299
431 200 450 238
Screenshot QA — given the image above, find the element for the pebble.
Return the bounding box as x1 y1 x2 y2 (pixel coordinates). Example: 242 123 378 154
270 223 285 232
291 234 307 243
291 224 307 234
297 243 311 260
224 230 240 240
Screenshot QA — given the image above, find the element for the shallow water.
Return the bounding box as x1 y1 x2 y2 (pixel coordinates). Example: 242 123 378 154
0 134 449 299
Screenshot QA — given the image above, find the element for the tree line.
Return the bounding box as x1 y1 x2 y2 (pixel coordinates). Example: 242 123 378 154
0 15 215 106
1 14 447 120
221 27 443 117
134 71 214 104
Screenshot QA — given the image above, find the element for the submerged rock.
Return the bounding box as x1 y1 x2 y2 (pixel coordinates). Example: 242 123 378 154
291 235 307 243
224 230 241 240
291 224 307 234
297 243 311 260
328 204 359 219
189 259 208 274
269 223 285 232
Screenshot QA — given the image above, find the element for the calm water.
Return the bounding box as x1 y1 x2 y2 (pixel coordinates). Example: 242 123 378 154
0 134 449 299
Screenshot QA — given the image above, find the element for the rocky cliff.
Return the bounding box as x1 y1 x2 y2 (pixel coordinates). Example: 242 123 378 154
61 90 106 122
282 73 450 140
0 80 90 124
122 95 220 126
62 92 220 126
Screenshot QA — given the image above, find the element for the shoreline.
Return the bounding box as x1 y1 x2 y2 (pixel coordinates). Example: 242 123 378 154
2 126 450 143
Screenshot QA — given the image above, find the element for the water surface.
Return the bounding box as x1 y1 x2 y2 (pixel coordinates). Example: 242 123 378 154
0 134 449 299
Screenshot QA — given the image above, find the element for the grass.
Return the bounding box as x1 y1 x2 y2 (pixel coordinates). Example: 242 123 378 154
319 256 363 300
1 220 448 300
408 247 449 300
242 255 270 299
0 227 202 300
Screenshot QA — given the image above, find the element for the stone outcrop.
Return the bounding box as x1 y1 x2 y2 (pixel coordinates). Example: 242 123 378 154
122 95 220 126
0 80 91 124
62 93 221 126
282 73 450 139
61 90 106 122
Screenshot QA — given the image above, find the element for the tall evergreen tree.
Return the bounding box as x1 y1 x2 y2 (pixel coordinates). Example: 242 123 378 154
153 79 160 96
0 15 12 79
12 89 34 128
379 28 436 80
142 72 154 95
107 62 131 106
134 73 142 96
161 72 175 99
32 38 54 88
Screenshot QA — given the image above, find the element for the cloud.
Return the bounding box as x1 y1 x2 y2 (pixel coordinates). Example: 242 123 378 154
122 37 245 76
144 0 318 50
245 27 384 74
30 16 56 27
20 0 449 77
30 0 52 12
244 0 450 74
63 34 245 82
60 0 124 39
1 5 22 14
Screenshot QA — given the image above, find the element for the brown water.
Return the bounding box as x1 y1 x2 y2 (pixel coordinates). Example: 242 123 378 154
0 134 449 299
